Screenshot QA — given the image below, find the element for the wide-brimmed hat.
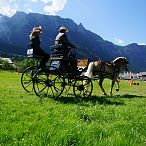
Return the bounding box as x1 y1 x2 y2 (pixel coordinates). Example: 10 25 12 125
32 26 42 33
59 26 68 32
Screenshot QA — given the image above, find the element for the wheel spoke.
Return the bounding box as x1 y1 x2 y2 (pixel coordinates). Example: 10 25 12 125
33 66 65 98
73 76 93 98
21 66 38 92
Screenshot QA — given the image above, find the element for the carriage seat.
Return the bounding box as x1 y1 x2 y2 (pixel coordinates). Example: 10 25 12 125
50 44 63 53
50 44 72 56
49 44 65 58
49 44 75 62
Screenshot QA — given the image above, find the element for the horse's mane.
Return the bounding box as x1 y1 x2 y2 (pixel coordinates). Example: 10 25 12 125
112 57 126 63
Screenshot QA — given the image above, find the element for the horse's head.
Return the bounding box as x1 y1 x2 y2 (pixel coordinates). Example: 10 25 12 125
112 57 129 72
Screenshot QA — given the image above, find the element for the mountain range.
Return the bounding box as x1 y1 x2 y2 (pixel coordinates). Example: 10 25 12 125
0 11 146 72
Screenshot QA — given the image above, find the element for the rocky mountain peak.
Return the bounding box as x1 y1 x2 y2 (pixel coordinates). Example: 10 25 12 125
0 11 146 71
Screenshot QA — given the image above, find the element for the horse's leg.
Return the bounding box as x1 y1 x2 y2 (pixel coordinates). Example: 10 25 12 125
110 79 115 96
99 78 107 95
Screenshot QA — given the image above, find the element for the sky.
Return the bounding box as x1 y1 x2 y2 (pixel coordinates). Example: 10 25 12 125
0 0 146 46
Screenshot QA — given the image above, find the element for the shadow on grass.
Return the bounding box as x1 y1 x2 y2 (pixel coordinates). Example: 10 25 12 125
89 95 124 105
54 95 124 106
115 94 145 98
37 93 145 106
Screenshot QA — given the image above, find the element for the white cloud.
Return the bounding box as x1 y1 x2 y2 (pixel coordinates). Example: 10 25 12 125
114 38 124 45
138 43 146 46
1 6 16 16
0 0 17 16
41 0 51 4
0 0 68 16
31 0 38 2
27 8 33 13
43 0 68 15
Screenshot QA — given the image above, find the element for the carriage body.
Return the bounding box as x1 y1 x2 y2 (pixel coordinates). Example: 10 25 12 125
22 45 128 98
49 45 88 78
30 45 93 99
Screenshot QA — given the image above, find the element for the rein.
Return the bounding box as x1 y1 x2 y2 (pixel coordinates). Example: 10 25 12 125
111 62 120 73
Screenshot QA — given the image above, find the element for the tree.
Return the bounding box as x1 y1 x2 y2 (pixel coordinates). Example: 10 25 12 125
14 58 36 72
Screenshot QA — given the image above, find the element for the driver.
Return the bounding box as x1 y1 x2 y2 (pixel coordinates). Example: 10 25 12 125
55 26 77 72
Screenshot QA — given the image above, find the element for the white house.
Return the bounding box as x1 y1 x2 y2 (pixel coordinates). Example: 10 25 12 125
0 57 16 69
138 72 146 81
0 57 13 64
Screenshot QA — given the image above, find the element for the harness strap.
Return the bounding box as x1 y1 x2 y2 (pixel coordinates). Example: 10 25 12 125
111 62 120 73
100 61 105 73
93 61 105 77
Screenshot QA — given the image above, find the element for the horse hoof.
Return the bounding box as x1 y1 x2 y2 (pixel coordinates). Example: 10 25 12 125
116 89 119 92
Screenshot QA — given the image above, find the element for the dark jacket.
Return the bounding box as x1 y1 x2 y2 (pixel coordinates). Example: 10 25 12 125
30 35 49 58
55 32 75 48
30 35 40 54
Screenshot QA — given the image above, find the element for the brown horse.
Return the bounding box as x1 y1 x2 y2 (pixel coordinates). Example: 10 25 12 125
84 57 128 96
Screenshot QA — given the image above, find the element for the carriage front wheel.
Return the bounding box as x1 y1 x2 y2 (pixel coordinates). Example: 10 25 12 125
73 76 93 99
33 66 65 98
21 66 38 92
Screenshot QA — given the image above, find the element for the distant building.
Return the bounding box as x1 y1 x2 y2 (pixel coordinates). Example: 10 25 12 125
139 72 146 81
0 57 13 64
120 71 146 81
0 57 16 69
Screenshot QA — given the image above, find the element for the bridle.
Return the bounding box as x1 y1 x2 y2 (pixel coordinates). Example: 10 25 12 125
112 58 128 72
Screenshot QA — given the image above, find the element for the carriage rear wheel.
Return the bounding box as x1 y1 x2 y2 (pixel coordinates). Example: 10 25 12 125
21 66 38 92
33 66 65 98
73 76 93 99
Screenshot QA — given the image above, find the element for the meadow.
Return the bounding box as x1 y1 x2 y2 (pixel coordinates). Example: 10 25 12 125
0 70 146 146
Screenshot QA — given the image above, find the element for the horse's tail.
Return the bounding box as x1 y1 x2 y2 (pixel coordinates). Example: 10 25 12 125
84 62 94 78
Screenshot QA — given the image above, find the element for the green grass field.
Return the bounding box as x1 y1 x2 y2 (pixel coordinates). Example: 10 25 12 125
0 70 146 146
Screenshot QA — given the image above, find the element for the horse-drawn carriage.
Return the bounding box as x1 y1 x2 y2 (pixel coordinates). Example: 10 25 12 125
21 45 129 98
21 45 93 99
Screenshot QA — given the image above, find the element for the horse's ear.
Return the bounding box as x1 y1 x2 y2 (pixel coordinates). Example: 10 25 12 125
124 58 129 64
